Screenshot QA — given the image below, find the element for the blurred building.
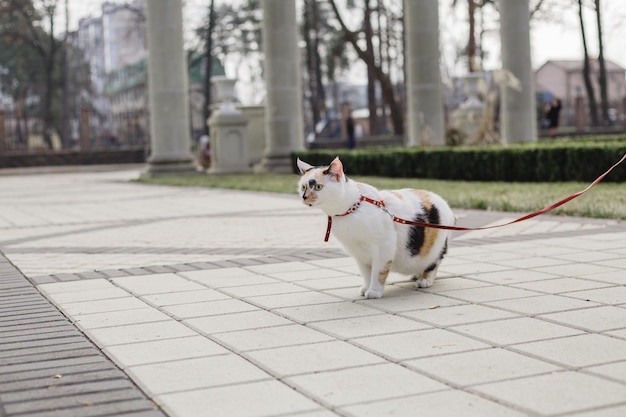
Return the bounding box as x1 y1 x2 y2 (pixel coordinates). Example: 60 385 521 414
74 0 225 147
535 59 626 126
75 0 147 144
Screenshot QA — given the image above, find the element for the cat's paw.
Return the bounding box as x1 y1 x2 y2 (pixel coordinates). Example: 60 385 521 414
416 277 435 288
364 288 383 299
360 286 367 296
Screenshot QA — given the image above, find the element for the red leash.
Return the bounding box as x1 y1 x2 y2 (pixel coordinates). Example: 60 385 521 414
324 153 625 241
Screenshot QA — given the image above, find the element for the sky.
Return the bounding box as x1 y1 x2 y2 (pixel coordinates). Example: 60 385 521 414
62 0 626 79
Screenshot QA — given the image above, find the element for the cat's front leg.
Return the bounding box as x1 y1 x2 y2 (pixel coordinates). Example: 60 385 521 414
364 258 393 299
355 261 372 296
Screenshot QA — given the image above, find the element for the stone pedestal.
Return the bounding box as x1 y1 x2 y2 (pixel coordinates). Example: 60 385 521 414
452 73 486 142
208 110 250 174
141 0 196 177
208 77 250 174
239 105 265 166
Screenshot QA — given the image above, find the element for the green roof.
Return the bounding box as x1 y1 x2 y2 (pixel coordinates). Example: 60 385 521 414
105 52 225 94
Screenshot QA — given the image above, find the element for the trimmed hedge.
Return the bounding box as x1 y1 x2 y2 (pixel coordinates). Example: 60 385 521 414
293 141 626 182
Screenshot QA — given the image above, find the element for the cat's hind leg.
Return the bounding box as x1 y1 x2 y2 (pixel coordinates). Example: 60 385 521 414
415 261 440 289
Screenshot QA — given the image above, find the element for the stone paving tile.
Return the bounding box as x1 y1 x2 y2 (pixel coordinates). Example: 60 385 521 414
540 305 626 332
341 389 528 417
442 285 542 303
353 328 490 361
473 371 626 416
139 288 229 306
157 380 323 417
565 286 626 305
104 336 229 368
213 324 334 352
128 354 272 395
570 405 626 417
72 307 172 330
185 310 294 334
584 360 626 384
510 276 612 294
401 303 519 327
245 340 385 377
285 363 447 407
452 316 582 346
405 347 561 386
486 294 601 315
276 301 382 323
464 268 560 285
112 273 207 295
87 321 197 348
180 268 280 288
246 290 344 309
309 314 431 339
162 298 260 319
511 333 626 368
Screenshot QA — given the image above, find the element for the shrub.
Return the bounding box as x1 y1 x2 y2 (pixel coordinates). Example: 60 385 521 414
293 139 626 182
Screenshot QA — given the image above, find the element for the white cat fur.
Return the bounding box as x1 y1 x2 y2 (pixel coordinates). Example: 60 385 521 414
297 157 455 299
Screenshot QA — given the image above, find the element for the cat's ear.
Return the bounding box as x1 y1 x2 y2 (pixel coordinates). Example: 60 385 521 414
296 158 314 175
324 157 344 182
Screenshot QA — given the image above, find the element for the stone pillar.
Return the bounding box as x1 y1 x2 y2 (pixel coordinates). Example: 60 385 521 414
142 0 196 177
256 0 304 173
499 0 537 143
404 0 445 146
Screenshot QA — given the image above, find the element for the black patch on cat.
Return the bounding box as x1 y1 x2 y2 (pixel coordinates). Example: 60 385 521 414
308 179 317 188
406 205 440 257
424 239 447 272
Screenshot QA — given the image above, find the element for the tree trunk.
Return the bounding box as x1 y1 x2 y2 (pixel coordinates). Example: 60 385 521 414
578 0 599 127
468 0 477 72
328 0 403 135
42 11 57 149
376 0 387 132
203 0 215 136
594 0 609 125
364 0 378 135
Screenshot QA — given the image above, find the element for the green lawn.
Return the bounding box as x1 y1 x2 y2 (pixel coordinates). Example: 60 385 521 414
136 174 626 220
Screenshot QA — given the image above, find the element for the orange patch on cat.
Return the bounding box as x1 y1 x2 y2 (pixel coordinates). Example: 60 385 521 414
391 191 405 200
378 260 393 285
422 227 439 257
413 190 439 256
412 189 432 209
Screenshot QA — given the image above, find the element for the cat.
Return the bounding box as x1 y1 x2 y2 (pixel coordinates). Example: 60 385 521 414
297 157 455 299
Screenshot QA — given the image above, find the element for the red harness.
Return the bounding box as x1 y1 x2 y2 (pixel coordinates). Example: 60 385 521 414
323 152 626 242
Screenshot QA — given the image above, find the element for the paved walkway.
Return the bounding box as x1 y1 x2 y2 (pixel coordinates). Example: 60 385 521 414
1 166 625 417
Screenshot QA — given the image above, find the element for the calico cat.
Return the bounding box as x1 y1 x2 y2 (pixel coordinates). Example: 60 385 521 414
297 157 455 299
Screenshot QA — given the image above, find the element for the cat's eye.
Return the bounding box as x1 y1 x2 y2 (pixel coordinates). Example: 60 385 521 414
301 184 306 191
314 184 324 191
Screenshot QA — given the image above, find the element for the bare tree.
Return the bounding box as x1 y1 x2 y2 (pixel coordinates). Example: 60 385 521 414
327 0 404 135
578 0 599 126
594 0 609 124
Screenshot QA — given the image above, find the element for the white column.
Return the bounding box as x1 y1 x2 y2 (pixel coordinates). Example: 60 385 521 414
256 0 304 173
142 0 196 177
404 0 445 146
499 0 537 142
